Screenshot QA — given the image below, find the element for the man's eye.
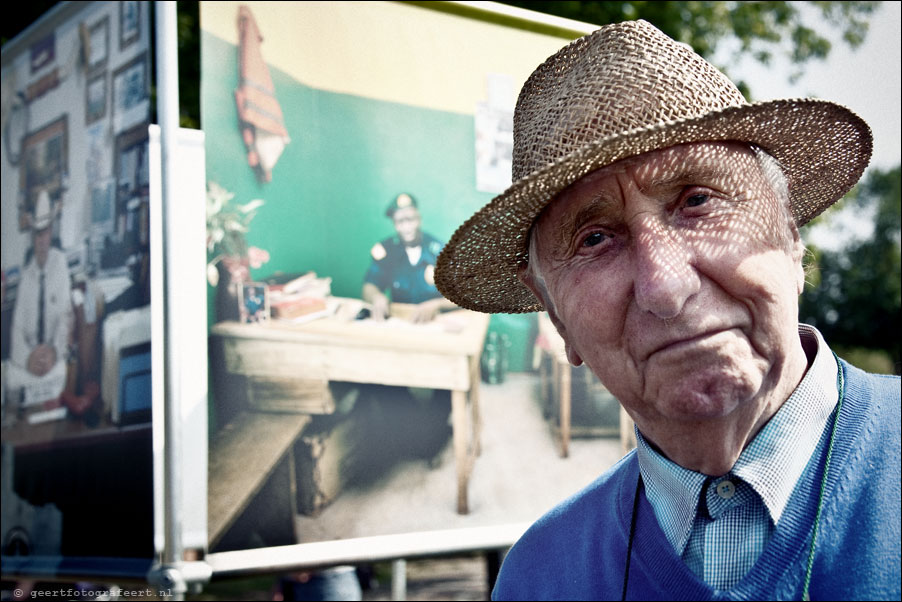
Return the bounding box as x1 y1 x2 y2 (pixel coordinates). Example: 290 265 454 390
582 232 607 247
685 193 709 207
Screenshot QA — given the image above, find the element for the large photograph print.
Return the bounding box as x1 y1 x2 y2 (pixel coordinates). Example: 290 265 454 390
200 1 624 555
1 0 153 570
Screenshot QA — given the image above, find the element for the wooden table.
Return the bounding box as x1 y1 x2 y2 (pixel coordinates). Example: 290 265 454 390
211 300 490 514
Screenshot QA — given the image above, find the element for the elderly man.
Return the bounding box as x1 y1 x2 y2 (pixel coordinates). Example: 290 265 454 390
435 20 899 601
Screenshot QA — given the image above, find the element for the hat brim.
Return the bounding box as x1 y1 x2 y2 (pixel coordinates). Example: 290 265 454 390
435 98 872 314
31 208 59 231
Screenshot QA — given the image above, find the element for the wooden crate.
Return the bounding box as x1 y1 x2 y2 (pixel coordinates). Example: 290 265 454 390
293 402 373 516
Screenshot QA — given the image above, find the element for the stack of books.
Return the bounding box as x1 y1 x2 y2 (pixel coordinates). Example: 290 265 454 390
266 272 331 320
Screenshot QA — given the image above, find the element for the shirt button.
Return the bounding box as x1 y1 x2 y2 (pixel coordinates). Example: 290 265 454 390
716 480 736 499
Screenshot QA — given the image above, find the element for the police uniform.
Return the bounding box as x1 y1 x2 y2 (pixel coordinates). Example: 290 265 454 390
364 232 444 304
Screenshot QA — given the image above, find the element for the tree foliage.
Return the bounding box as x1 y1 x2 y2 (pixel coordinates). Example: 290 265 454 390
800 166 902 371
498 1 878 93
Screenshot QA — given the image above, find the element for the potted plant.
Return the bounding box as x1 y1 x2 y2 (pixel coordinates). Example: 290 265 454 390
206 181 270 321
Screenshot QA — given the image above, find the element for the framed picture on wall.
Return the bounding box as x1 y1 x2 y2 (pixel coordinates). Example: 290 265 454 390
19 115 68 231
86 72 107 125
114 125 149 204
90 180 116 233
112 52 149 131
87 16 109 73
29 32 55 73
120 1 141 50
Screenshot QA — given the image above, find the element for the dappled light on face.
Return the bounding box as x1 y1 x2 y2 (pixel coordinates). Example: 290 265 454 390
530 141 806 428
537 142 797 301
633 143 793 267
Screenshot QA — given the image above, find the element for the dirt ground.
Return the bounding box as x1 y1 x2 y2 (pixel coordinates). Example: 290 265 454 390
293 372 624 543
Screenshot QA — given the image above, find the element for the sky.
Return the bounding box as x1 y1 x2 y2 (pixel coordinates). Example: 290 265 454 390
717 1 901 171
714 2 900 249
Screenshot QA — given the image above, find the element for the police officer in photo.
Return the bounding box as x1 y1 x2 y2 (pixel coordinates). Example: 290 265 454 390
362 193 455 323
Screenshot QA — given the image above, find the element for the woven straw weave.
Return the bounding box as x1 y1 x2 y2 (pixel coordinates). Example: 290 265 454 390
435 20 872 314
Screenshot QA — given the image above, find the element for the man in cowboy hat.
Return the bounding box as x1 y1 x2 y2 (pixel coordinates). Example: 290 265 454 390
363 192 455 323
435 20 899 600
6 191 73 406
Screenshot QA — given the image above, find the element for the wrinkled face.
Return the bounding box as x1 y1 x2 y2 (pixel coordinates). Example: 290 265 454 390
522 142 805 429
393 206 422 246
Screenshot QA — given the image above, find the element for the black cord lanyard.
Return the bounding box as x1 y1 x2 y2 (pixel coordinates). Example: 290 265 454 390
620 358 844 601
621 475 643 601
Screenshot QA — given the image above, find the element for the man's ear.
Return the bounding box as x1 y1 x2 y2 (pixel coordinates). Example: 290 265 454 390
517 263 584 367
795 246 806 296
516 262 544 307
790 224 806 296
563 341 583 367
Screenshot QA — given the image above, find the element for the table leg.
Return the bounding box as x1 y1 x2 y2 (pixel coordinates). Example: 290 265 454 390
540 352 550 410
560 362 571 458
469 354 482 457
620 407 636 456
451 388 470 514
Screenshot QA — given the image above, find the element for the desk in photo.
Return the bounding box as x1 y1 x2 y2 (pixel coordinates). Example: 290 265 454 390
211 305 490 515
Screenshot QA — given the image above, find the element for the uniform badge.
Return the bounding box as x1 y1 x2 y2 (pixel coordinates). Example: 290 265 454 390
396 193 413 208
371 242 387 261
424 264 435 285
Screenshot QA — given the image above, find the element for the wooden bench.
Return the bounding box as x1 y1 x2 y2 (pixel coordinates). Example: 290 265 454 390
207 410 310 550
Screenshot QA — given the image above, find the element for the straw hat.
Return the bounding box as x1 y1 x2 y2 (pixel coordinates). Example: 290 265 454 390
435 19 872 314
31 190 57 231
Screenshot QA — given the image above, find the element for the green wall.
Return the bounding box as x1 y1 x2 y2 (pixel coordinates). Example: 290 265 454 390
202 32 536 371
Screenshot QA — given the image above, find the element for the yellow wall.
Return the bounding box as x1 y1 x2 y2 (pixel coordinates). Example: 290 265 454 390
201 0 593 115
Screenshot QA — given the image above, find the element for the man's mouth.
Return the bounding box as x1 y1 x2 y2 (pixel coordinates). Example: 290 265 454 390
644 328 735 361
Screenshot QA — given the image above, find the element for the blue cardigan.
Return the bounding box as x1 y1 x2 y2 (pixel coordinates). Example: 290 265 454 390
493 361 901 601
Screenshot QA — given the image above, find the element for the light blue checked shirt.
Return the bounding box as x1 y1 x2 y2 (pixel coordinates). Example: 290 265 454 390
636 325 839 590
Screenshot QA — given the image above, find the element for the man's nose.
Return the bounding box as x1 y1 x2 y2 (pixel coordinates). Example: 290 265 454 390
631 221 700 319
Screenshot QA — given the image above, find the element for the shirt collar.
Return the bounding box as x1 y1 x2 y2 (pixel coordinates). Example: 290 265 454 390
635 324 839 554
732 324 838 522
636 428 707 553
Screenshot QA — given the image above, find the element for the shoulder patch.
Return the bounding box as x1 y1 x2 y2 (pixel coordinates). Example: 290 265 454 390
429 240 442 255
371 242 387 261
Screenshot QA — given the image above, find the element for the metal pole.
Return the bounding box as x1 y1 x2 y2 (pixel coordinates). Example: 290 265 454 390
391 558 407 601
152 2 185 600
